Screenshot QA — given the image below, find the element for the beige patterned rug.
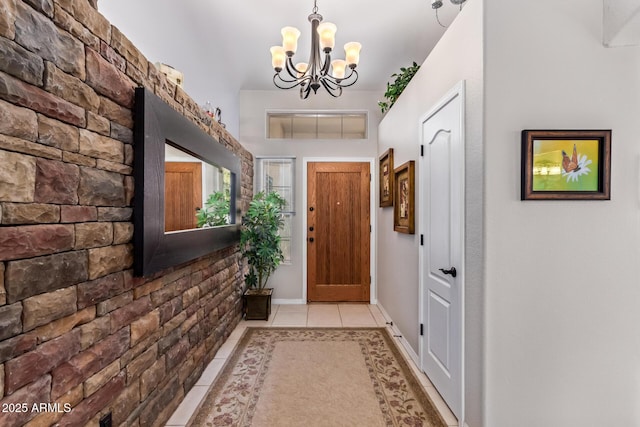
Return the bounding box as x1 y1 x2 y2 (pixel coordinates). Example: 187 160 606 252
189 328 447 427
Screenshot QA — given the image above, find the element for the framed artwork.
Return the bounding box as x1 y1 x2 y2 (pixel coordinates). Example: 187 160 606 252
393 160 415 234
521 130 611 200
379 148 394 207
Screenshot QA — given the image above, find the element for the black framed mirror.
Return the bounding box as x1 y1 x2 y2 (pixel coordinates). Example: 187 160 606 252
133 87 241 277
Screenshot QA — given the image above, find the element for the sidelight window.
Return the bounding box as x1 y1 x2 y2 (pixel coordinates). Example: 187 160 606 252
256 158 295 263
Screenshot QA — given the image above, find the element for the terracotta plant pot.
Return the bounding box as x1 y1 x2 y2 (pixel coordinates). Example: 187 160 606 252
243 288 273 320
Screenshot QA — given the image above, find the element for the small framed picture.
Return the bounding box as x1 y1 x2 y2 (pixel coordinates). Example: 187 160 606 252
379 148 394 207
393 160 415 234
521 130 611 200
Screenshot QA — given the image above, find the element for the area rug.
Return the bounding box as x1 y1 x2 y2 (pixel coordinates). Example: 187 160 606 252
189 328 447 427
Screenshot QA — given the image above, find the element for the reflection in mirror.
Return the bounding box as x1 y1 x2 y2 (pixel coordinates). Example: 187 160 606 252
164 143 232 233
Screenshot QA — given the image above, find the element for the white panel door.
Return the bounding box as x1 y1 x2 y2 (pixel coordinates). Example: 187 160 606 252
419 82 465 421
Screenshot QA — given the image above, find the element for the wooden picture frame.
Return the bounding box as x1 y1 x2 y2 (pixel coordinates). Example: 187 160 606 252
393 161 415 234
379 148 394 207
521 130 611 200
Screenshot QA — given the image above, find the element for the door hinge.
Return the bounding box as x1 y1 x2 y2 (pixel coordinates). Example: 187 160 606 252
370 275 372 284
420 323 424 336
420 145 424 157
370 224 372 232
420 234 424 246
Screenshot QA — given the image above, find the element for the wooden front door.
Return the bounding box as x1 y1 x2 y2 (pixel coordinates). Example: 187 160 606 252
307 162 370 302
164 162 202 232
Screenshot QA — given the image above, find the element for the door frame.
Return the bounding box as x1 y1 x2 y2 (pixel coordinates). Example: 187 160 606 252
302 157 377 304
418 81 466 425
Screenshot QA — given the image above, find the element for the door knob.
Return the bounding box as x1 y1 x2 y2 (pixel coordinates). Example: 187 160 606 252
309 207 314 211
309 226 314 231
309 237 314 243
439 267 457 278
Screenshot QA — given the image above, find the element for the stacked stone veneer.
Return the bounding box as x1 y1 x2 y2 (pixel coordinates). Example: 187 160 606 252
0 1 254 426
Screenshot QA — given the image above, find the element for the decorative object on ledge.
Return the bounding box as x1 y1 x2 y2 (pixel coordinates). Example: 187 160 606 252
154 62 184 87
378 62 420 114
521 129 611 200
203 102 226 128
394 161 415 234
133 87 242 276
431 0 466 28
270 0 361 99
379 148 395 207
214 107 226 129
241 192 286 319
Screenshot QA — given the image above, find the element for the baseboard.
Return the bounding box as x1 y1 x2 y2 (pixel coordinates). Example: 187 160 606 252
272 298 306 305
376 302 421 367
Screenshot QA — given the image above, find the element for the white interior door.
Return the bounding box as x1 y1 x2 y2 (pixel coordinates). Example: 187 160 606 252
419 82 465 421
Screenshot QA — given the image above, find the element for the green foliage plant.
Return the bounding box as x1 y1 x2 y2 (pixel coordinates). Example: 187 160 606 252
240 191 286 290
378 61 421 114
196 191 230 228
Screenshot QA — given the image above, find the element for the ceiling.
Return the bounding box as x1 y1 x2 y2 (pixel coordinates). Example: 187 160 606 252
99 0 465 98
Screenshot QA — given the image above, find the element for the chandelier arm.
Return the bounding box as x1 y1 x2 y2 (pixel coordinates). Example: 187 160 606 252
318 68 358 90
273 73 308 90
284 56 305 80
320 78 342 97
320 51 332 75
335 69 359 88
300 83 312 99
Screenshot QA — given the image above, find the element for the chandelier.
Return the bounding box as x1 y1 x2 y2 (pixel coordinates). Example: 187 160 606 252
431 0 466 27
269 0 361 99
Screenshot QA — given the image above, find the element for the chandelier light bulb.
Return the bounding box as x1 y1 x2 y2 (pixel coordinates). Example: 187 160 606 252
270 46 286 71
281 26 301 54
344 42 361 67
295 62 308 78
331 59 346 80
317 22 337 51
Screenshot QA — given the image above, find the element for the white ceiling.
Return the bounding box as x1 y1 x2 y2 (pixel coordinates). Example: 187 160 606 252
99 0 465 95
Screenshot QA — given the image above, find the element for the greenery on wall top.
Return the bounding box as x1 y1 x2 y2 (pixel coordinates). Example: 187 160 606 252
378 62 421 114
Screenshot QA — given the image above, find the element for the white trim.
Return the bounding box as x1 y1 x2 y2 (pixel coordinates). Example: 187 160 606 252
376 302 420 366
418 80 466 427
272 298 306 305
302 157 376 304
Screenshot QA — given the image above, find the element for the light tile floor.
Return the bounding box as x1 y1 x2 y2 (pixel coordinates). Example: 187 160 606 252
165 304 458 427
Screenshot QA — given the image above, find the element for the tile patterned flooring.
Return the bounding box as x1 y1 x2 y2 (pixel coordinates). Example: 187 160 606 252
165 304 458 427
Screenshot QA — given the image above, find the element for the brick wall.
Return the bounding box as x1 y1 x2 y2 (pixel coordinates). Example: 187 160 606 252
0 1 254 426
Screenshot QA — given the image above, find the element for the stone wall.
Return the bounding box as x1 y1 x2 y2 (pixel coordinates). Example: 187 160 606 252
0 1 253 426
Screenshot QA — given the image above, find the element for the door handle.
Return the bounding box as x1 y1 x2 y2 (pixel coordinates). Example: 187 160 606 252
439 267 457 278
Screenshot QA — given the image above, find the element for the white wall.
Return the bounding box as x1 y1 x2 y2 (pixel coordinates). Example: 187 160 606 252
377 1 484 425
484 1 640 425
239 90 381 301
99 1 241 136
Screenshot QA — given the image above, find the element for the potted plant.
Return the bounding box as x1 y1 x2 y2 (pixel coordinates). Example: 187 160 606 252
378 61 421 114
240 191 286 320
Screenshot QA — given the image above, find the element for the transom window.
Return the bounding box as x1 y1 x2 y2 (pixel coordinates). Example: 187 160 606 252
267 112 367 139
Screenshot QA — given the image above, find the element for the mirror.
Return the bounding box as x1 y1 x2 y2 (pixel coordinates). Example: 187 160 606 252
164 144 232 232
133 87 241 277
